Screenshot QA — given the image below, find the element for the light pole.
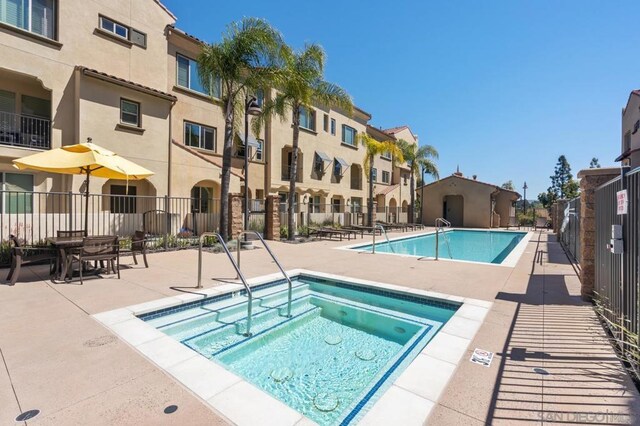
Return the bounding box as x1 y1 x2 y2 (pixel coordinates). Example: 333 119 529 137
243 95 262 241
523 181 528 216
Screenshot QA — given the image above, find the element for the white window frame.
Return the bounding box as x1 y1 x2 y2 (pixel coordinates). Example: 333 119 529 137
0 0 57 39
299 107 316 131
381 150 392 160
372 168 378 182
382 170 390 184
120 99 140 127
330 118 336 135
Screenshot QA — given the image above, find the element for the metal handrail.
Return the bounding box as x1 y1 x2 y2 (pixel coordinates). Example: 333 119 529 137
371 223 387 254
197 232 254 336
434 218 452 260
236 231 293 318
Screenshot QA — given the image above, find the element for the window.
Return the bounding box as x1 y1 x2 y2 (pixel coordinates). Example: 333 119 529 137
184 121 215 151
351 197 362 213
0 0 56 39
332 198 342 213
177 54 221 97
254 139 263 161
381 150 391 160
342 124 357 146
382 170 390 183
98 15 146 47
110 185 136 213
2 173 33 213
624 131 631 152
310 195 321 213
299 107 315 131
120 99 140 127
372 168 378 182
330 118 336 135
100 16 128 39
191 186 210 213
21 95 50 118
633 120 640 135
255 89 264 107
323 114 329 132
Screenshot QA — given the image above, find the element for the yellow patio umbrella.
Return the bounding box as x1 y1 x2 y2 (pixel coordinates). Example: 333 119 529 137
12 139 154 234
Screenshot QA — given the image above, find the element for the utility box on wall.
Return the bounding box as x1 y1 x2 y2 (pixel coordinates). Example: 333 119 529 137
608 224 623 254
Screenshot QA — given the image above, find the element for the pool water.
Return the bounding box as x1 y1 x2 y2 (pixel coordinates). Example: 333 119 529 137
350 229 527 264
141 275 458 425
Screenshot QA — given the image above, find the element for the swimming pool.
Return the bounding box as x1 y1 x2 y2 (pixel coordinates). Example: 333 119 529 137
344 229 530 265
94 270 490 425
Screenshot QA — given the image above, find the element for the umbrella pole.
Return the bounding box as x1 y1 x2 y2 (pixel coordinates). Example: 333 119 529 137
84 169 90 236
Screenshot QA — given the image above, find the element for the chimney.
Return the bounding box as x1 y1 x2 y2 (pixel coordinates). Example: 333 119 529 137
453 165 463 177
472 174 477 180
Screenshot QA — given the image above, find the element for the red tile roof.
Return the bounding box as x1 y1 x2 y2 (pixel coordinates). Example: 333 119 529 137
77 66 177 102
632 90 640 97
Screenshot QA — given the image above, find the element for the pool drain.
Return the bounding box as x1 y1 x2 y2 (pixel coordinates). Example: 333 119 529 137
271 367 293 382
15 410 40 421
324 335 342 345
355 349 376 361
314 393 339 412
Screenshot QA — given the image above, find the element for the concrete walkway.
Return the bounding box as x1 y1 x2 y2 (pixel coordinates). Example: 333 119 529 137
0 230 638 425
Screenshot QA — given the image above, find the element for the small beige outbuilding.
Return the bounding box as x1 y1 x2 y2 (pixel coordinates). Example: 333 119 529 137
418 171 520 228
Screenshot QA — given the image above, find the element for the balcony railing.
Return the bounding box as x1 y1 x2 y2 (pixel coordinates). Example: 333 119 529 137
0 111 51 150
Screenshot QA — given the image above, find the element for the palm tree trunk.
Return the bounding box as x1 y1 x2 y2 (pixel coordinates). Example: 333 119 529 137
368 154 374 227
219 99 235 241
288 107 300 240
409 166 415 223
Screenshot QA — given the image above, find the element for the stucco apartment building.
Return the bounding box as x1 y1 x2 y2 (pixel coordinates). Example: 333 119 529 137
617 90 640 169
0 0 414 222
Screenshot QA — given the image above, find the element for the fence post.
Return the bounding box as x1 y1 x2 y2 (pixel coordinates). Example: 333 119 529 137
67 191 73 231
576 167 621 301
264 194 280 241
164 195 170 250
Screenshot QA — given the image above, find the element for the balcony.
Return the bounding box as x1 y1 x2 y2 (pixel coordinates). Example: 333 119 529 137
0 111 51 150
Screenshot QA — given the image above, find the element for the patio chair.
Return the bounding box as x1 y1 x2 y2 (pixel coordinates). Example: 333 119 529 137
68 236 120 284
6 235 56 286
131 230 149 268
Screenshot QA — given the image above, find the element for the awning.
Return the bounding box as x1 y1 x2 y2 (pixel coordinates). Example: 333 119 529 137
236 132 261 148
315 151 332 163
335 157 350 169
334 157 350 177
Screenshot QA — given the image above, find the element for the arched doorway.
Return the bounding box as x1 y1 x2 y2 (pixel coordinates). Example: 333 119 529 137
388 198 398 222
443 195 464 226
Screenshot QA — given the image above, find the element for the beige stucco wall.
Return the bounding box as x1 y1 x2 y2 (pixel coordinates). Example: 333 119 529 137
494 190 518 227
420 176 496 228
622 93 640 169
0 0 175 196
268 91 369 208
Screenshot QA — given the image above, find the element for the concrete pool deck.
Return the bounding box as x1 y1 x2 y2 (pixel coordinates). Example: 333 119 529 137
1 230 639 425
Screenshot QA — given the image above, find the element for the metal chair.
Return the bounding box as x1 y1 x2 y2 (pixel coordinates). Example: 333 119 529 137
69 236 120 284
6 235 55 286
131 231 149 268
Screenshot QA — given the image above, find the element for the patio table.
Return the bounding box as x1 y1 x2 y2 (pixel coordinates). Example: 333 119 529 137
47 236 84 281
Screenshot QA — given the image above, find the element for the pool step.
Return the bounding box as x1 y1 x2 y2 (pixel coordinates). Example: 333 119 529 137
183 297 316 357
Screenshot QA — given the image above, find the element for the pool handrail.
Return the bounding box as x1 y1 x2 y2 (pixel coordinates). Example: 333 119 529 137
371 223 388 254
236 231 293 318
435 218 453 260
197 232 254 336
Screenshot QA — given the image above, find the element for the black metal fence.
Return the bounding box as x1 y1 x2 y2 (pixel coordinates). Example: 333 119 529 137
0 190 222 265
595 168 639 381
559 196 581 263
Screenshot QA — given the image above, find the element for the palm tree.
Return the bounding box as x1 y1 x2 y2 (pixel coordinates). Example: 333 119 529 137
398 139 439 223
359 133 404 227
197 18 283 240
254 44 353 240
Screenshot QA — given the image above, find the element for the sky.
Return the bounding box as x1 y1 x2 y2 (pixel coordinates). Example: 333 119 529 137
162 0 640 198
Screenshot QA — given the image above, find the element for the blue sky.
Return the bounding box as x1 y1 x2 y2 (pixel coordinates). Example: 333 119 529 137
162 0 640 198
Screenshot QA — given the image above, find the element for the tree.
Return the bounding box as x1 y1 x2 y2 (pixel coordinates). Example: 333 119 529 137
549 155 579 199
590 157 601 168
538 191 555 209
501 180 515 191
359 134 403 227
398 139 439 223
198 18 284 240
254 43 353 240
